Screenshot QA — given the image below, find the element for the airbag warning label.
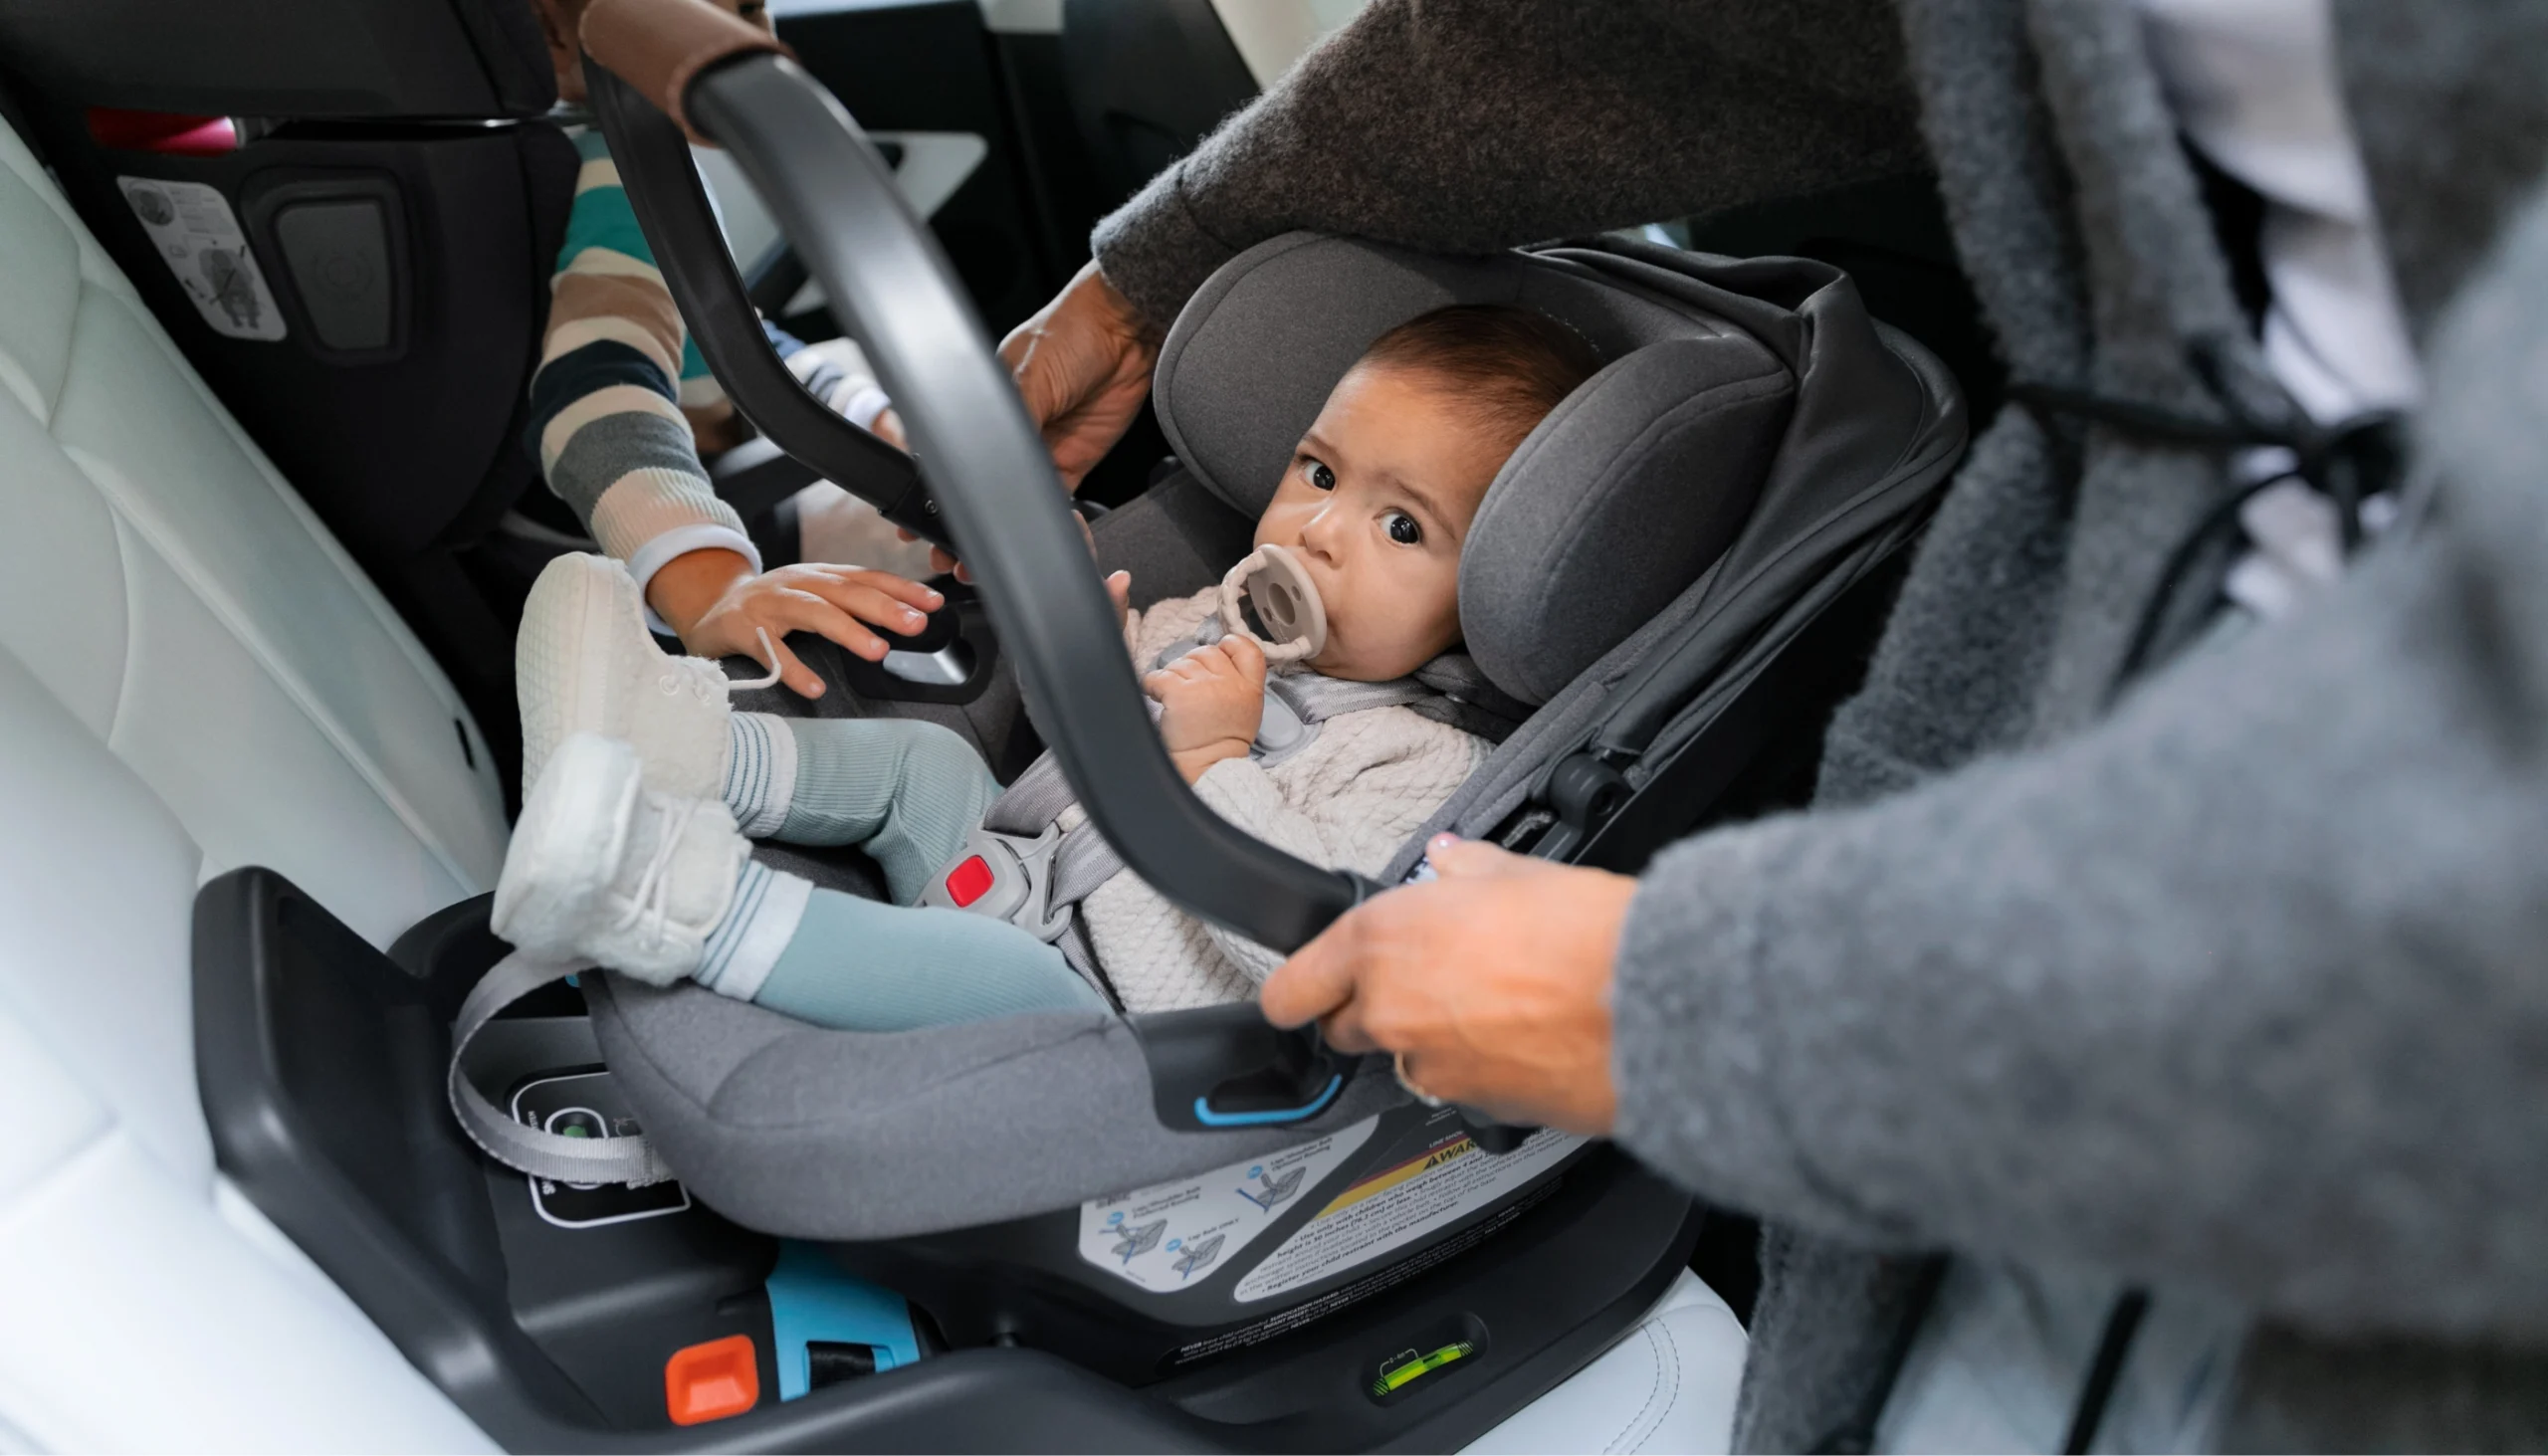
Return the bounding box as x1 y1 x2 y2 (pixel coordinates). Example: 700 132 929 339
1233 1122 1584 1303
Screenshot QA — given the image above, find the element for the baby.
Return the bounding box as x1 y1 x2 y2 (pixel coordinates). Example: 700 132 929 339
493 305 1602 1027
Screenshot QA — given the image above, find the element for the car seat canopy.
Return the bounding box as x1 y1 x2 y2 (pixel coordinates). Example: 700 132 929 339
1153 233 1816 705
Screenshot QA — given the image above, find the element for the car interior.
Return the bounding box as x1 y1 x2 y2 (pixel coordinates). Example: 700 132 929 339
0 0 2001 1450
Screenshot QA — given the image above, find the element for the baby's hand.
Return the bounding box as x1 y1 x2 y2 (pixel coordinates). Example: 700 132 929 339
1146 636 1266 783
678 562 944 700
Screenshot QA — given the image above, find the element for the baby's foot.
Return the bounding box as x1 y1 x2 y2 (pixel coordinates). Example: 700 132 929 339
493 731 748 984
518 552 733 800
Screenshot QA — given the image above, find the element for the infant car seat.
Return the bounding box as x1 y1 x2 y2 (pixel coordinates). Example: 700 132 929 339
204 12 1963 1448
572 228 1965 1235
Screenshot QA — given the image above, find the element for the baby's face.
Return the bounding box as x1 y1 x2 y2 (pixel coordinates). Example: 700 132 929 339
1253 362 1509 682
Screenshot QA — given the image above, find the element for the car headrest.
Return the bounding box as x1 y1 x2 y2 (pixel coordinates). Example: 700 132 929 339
0 0 555 118
1153 233 1796 706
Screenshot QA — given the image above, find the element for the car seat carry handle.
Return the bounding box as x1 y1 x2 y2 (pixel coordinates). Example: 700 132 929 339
579 25 1370 953
1132 1004 1355 1131
582 24 950 549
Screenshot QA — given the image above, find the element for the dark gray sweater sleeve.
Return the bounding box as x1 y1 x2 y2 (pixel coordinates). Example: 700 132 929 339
1090 0 1924 328
1612 192 2548 1343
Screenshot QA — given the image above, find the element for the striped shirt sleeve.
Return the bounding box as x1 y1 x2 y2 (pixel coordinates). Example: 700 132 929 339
527 130 758 595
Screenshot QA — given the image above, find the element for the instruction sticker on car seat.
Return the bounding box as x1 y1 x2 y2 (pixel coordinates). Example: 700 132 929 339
1079 1118 1378 1294
116 177 287 340
1233 1118 1585 1303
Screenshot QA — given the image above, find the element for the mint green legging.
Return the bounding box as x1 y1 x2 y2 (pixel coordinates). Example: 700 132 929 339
750 718 1106 1031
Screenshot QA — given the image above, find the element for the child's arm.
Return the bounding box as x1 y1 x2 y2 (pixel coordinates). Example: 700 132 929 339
529 133 929 697
529 134 759 604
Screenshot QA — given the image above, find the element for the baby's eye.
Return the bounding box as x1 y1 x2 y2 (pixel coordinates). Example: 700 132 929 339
1302 460 1337 492
1384 512 1422 545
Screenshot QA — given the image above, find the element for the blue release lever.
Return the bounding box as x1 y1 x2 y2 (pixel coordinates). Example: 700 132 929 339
1193 1073 1344 1128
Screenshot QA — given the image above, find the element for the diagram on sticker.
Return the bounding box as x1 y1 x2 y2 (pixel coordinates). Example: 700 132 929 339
1077 1118 1379 1295
1172 1233 1226 1280
1239 1166 1306 1211
115 177 287 341
1111 1219 1168 1264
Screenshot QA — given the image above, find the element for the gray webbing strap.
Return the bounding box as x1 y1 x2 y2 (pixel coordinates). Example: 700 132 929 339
1265 671 1437 723
1048 821 1126 907
980 749 1077 837
445 950 678 1187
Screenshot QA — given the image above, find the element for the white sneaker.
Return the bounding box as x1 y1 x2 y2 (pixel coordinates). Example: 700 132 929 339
493 732 748 985
518 552 731 801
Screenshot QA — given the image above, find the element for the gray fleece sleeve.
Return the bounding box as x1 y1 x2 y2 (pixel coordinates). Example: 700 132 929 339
1611 193 2548 1343
1091 0 1925 329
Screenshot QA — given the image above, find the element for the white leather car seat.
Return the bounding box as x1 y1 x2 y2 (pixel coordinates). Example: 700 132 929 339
0 116 501 1450
1466 1271 1747 1455
0 123 505 941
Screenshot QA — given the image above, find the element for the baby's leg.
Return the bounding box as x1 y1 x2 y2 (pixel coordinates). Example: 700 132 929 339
698 860 1105 1031
722 714 997 905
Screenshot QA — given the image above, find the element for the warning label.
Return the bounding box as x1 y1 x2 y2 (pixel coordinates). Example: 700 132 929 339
1079 1117 1377 1294
116 177 287 341
1233 1117 1585 1303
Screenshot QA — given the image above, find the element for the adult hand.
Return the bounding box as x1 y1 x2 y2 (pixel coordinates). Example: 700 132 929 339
999 260 1162 492
649 548 945 700
1260 836 1638 1135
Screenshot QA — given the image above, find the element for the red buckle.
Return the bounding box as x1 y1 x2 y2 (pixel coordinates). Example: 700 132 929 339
945 854 994 908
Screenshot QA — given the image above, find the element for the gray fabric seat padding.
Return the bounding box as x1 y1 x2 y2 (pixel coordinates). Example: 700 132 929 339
584 233 1967 1242
1464 338 1792 703
1379 244 1968 882
1154 232 1804 705
587 976 1398 1240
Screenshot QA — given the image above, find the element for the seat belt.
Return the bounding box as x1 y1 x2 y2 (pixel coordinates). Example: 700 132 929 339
445 948 680 1187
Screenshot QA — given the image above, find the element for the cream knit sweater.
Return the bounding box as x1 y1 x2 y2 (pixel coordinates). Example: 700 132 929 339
1067 587 1489 1012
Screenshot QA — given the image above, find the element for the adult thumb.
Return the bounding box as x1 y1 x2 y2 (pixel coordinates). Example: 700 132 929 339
1423 834 1544 880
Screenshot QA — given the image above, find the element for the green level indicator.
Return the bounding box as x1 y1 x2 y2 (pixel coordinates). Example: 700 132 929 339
1371 1341 1477 1397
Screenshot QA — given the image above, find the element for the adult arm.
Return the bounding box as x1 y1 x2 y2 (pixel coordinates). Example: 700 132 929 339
1000 0 1920 493
1613 203 2548 1341
1090 0 1925 328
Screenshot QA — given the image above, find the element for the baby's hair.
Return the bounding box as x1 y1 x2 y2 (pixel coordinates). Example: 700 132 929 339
1354 304 1604 451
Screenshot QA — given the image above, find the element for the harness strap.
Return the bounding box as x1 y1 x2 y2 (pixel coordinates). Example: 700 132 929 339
981 749 1076 837
446 949 678 1186
1267 671 1440 723
935 662 1448 969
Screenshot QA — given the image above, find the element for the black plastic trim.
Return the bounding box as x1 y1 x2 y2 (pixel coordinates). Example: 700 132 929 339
1129 1003 1357 1131
195 868 1254 1451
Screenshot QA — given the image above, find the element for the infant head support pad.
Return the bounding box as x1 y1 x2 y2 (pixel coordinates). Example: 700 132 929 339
1152 233 1835 705
1218 544 1326 663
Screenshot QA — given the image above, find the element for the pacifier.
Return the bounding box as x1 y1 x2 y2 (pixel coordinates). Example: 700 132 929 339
1217 543 1327 664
